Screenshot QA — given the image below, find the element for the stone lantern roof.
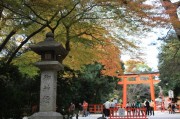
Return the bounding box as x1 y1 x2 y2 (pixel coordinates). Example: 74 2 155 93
30 32 67 57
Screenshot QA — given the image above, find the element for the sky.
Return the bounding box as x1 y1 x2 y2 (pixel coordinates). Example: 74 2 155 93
121 27 170 71
121 0 173 71
140 0 180 71
121 37 161 72
170 0 180 3
137 32 163 71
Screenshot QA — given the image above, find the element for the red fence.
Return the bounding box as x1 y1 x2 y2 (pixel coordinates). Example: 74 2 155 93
89 104 122 114
109 107 147 119
89 103 180 116
89 104 103 113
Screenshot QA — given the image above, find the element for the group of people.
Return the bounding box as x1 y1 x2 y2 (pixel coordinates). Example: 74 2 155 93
68 100 89 118
68 99 179 118
103 98 156 117
122 99 155 116
126 99 180 116
125 99 155 116
103 98 118 117
167 102 176 114
143 99 155 116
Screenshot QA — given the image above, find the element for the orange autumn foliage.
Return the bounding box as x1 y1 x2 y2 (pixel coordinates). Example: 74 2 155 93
96 40 123 77
161 0 180 36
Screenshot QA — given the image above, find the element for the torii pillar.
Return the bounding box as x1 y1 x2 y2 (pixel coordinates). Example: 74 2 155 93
118 72 160 110
122 77 127 108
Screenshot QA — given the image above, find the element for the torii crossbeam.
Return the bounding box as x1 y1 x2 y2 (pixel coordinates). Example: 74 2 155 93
118 72 160 110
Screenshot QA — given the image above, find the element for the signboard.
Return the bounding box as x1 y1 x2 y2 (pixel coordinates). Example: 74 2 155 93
118 108 125 116
168 90 174 98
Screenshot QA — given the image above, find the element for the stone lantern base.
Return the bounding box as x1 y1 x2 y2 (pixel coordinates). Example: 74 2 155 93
30 112 63 119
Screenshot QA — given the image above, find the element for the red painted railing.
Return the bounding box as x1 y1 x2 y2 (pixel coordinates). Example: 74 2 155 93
89 103 180 115
109 107 147 119
89 104 104 113
89 104 123 114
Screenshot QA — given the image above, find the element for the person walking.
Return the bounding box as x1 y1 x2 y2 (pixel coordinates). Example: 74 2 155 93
150 100 155 116
126 102 131 108
82 100 88 117
172 102 176 114
77 103 83 116
131 101 136 115
135 100 141 115
110 99 116 116
144 99 150 116
168 103 172 114
161 102 165 112
68 102 75 119
135 100 141 108
103 100 111 117
126 102 131 115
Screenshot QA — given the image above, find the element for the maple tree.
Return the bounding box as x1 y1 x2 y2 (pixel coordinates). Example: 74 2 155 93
0 0 177 77
124 59 152 73
97 40 124 76
160 0 180 40
0 0 165 65
12 37 124 76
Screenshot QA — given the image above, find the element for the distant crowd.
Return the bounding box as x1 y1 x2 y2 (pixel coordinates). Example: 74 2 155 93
67 98 179 118
103 98 155 117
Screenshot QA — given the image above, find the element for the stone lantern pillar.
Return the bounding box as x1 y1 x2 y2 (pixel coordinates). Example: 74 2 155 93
30 32 67 119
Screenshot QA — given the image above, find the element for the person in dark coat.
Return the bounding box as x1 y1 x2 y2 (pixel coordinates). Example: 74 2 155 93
144 99 150 116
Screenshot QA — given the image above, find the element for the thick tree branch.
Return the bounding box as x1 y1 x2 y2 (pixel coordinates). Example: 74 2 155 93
70 30 89 39
4 2 81 64
1 2 45 26
0 5 3 18
51 1 80 32
24 2 48 22
68 4 97 26
65 25 70 52
6 25 46 64
5 3 76 64
47 2 80 33
0 29 17 52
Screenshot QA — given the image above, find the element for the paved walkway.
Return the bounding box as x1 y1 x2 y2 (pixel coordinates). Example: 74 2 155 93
73 111 180 119
148 111 180 119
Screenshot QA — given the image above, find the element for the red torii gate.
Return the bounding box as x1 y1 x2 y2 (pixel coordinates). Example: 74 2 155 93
118 72 160 110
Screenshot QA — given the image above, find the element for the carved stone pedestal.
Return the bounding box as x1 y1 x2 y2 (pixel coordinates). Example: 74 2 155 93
30 112 63 119
29 61 63 119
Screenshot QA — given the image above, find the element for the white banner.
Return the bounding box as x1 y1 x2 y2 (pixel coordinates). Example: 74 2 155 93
168 90 174 98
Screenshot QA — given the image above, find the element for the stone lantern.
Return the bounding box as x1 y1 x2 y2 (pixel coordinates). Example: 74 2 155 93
30 32 67 119
30 32 67 63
